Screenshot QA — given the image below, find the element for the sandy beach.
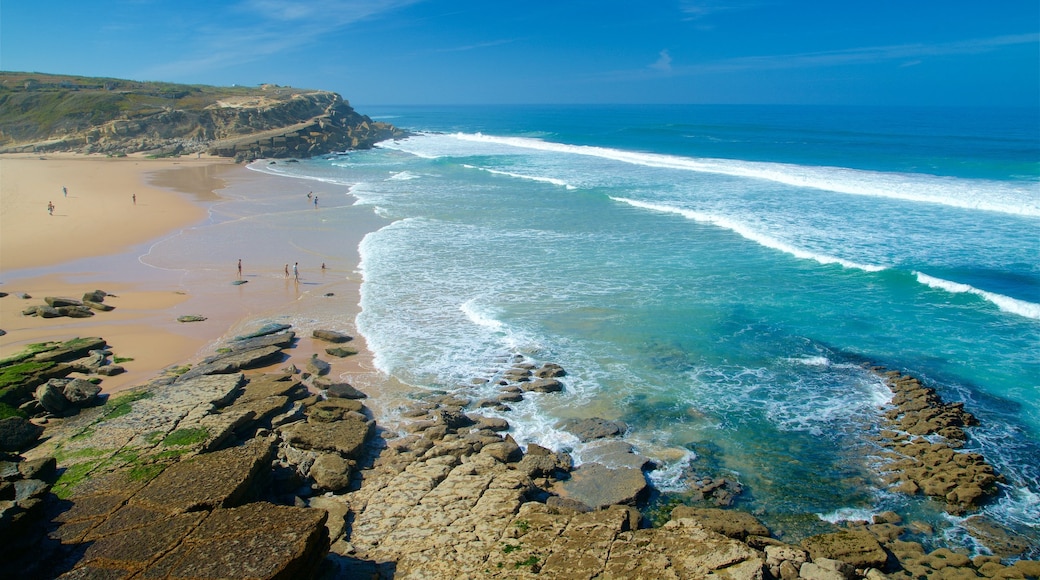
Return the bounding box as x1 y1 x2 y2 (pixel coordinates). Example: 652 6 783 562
0 153 387 396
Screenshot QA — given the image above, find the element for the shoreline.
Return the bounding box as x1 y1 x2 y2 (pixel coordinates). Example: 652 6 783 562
0 153 390 398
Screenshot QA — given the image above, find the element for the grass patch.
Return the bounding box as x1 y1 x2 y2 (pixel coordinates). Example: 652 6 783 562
53 447 108 463
514 556 539 569
0 402 27 420
128 463 166 482
102 390 152 420
0 341 59 366
502 544 522 554
169 365 191 376
69 427 96 442
0 360 57 389
162 427 209 447
514 519 530 533
52 461 102 499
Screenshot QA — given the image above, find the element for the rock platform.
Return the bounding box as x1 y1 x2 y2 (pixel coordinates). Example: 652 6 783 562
0 325 1036 579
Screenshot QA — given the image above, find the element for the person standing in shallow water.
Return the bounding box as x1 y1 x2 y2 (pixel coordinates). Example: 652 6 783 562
284 264 289 278
237 259 242 279
293 262 299 282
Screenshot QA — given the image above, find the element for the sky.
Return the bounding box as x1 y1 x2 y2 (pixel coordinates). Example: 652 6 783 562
1 0 1038 106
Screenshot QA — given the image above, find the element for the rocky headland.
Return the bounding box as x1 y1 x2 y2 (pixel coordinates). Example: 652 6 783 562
0 72 408 161
1 303 1038 578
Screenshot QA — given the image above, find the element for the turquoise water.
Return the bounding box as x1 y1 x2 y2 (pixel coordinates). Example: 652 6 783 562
255 105 1039 554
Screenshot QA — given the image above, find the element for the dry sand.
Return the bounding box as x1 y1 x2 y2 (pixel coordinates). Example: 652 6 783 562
0 153 387 396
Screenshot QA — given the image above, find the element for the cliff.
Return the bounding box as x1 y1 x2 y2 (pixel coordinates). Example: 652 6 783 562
0 72 407 160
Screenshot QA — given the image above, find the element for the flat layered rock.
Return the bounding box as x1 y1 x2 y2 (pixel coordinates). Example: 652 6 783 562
554 462 648 509
130 437 276 514
177 345 284 381
312 329 353 343
280 415 373 459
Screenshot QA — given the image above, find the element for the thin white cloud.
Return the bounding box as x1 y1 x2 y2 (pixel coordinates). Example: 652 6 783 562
697 33 1040 72
679 0 765 21
592 33 1040 82
434 39 517 53
651 49 673 72
142 0 424 79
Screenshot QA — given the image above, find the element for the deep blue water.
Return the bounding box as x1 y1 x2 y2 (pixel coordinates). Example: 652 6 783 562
255 104 1039 555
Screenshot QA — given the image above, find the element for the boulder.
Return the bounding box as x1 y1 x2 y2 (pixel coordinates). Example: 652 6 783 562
44 297 83 308
280 414 373 459
555 417 627 441
177 345 284 381
18 457 57 481
328 386 367 402
57 305 94 318
83 300 115 312
234 323 292 341
535 363 567 378
555 462 648 509
62 378 102 406
34 306 61 318
82 290 107 303
34 337 107 363
224 331 295 353
35 381 71 414
583 440 653 470
800 559 853 580
481 435 522 463
306 399 365 423
475 416 509 432
801 530 888 570
325 346 358 358
432 409 474 431
96 365 125 376
312 329 353 343
524 378 563 393
309 452 355 492
670 507 770 540
305 355 331 377
0 417 44 452
178 315 207 323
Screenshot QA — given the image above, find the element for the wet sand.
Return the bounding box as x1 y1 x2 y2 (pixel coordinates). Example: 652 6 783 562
0 153 388 396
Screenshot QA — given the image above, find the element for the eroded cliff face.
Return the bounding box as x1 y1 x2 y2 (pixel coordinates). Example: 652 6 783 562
0 74 406 159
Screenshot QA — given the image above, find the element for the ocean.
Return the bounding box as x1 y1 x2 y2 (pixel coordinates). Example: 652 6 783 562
251 104 1039 555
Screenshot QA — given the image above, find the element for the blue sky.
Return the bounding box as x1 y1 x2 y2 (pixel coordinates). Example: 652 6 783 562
2 1 1037 106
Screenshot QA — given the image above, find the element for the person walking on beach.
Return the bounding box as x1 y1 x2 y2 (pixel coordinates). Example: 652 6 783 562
284 264 289 278
47 201 54 215
237 259 242 279
62 186 67 198
293 262 299 282
132 193 136 205
313 196 318 208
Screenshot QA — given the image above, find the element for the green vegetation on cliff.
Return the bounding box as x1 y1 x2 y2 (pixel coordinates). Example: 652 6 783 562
0 71 406 159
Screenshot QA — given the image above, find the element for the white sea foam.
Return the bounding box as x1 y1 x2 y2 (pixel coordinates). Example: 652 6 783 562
611 196 887 272
436 132 1040 217
387 171 422 181
915 272 1040 320
461 164 576 189
817 507 878 524
460 298 504 331
788 356 832 367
